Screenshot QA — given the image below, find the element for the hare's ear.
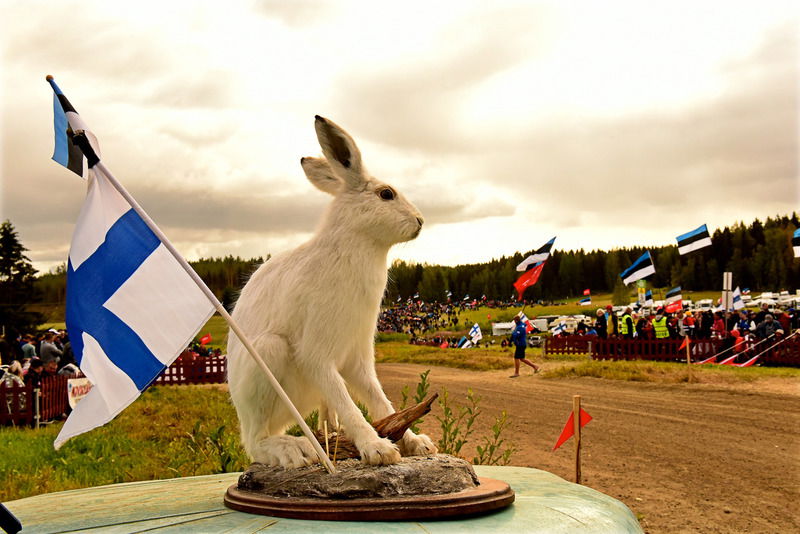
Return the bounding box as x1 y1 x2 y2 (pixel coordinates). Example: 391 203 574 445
301 157 342 195
314 116 365 190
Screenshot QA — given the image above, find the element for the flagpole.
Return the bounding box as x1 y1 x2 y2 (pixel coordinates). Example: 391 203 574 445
90 161 336 473
572 395 582 484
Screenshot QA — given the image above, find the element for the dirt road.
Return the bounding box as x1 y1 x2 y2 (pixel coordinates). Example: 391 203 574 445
376 363 800 533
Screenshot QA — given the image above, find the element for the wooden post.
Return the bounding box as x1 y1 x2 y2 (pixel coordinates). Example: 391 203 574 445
686 338 693 383
34 388 41 430
573 395 582 484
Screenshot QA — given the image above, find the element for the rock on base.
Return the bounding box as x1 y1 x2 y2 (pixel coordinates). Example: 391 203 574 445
237 454 480 499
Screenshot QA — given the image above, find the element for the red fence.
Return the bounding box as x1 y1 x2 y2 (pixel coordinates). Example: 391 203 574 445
2 355 228 427
0 375 72 427
543 336 596 355
544 335 800 366
0 381 33 426
153 355 227 385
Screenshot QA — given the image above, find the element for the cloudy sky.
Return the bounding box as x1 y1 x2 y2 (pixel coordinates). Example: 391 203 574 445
1 0 797 274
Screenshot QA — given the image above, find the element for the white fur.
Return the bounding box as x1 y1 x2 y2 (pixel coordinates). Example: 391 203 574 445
227 116 437 468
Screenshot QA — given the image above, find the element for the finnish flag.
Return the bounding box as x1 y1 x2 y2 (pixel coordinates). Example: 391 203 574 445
469 323 482 343
55 168 215 448
732 287 745 310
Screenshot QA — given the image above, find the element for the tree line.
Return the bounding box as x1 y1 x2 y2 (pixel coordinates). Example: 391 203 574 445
9 212 800 325
389 213 800 303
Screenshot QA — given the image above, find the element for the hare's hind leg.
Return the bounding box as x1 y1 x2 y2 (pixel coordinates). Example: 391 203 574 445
230 334 319 468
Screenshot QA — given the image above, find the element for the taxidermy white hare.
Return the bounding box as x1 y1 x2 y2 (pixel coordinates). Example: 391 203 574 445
227 116 437 468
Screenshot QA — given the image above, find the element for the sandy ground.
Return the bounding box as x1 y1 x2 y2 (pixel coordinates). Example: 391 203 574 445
376 362 800 534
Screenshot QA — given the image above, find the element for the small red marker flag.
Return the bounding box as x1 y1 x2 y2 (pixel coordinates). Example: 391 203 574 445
679 336 690 351
583 288 591 296
553 408 593 451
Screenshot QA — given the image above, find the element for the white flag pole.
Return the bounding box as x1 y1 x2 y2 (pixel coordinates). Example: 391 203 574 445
92 161 335 474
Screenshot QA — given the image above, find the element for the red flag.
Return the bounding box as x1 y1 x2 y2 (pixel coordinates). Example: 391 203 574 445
513 262 546 301
439 342 449 349
679 336 690 351
665 299 682 313
553 408 592 451
718 354 738 365
199 333 212 346
583 288 591 296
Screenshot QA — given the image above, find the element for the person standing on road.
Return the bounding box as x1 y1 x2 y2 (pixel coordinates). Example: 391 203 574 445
510 316 540 378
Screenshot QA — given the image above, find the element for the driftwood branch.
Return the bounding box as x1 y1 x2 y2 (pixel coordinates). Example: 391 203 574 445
313 393 439 461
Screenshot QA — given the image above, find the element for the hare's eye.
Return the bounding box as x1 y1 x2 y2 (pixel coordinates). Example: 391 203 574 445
378 187 396 201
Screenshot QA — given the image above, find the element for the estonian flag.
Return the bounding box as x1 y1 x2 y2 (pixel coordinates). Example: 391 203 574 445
644 289 654 306
579 296 591 306
516 237 556 272
48 76 100 178
665 286 682 313
676 224 712 255
665 286 682 303
794 228 800 258
619 251 655 285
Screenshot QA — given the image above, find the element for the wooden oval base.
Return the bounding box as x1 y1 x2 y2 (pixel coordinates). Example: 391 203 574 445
224 476 515 521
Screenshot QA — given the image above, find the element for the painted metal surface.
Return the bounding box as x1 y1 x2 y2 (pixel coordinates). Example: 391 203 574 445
5 466 643 533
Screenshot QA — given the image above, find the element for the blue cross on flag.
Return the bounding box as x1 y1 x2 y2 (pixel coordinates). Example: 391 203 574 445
469 322 482 343
56 168 215 448
49 83 216 448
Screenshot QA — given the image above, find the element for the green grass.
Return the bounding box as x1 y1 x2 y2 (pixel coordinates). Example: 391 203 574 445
375 341 525 371
0 385 247 502
196 315 230 350
544 359 800 383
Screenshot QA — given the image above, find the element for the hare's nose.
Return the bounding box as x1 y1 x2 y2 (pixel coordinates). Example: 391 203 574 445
416 217 424 227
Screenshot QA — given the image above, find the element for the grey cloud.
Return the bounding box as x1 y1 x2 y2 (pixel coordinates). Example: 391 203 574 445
415 197 515 226
470 25 798 225
3 6 172 84
332 4 553 152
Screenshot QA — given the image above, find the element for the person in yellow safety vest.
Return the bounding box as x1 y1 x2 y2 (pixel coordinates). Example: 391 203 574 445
605 305 618 337
652 310 670 339
619 307 634 339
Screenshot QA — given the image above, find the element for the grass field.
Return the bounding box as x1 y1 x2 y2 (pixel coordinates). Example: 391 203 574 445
0 385 247 502
3 335 798 502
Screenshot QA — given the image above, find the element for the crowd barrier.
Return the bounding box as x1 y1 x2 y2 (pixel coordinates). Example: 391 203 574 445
1 355 228 427
153 353 227 385
543 335 800 366
0 375 72 427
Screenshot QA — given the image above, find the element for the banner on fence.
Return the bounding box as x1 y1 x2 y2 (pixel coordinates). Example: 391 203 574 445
67 378 93 409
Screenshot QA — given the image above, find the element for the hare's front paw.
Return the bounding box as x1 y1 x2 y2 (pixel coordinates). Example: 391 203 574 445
398 432 438 457
359 438 401 466
253 435 318 469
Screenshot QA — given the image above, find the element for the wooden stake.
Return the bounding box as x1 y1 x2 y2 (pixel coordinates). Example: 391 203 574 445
685 338 693 383
323 421 330 459
573 395 582 485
